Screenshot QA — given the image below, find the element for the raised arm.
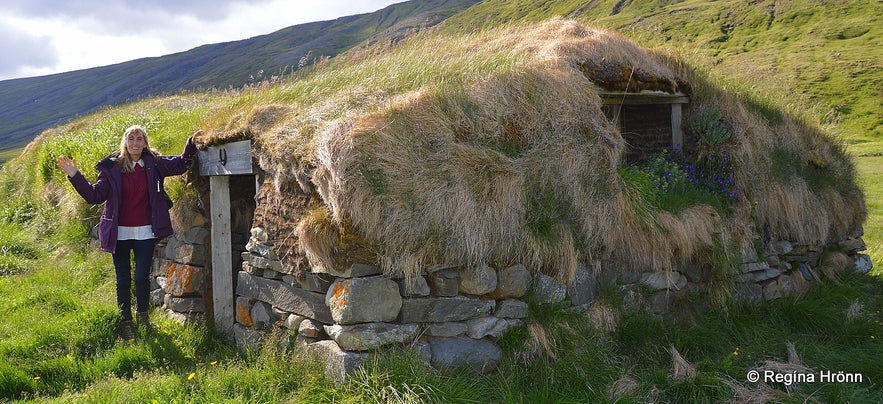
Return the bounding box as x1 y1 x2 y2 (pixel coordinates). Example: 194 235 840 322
156 130 202 177
58 156 111 204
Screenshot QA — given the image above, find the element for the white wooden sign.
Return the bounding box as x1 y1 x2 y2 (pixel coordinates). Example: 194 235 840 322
198 140 253 176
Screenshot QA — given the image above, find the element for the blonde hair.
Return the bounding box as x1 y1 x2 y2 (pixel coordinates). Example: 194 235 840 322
117 125 158 173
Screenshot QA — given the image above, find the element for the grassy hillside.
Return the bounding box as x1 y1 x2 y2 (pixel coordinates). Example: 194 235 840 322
0 1 881 402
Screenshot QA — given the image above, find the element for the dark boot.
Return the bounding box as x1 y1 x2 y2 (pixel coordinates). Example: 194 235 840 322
136 312 151 330
120 320 135 341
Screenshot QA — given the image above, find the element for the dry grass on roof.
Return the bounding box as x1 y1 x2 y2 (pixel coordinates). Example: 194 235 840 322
221 18 865 283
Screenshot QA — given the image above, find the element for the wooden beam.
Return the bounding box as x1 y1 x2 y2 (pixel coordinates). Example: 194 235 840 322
210 175 234 341
671 103 683 150
199 140 253 176
600 92 689 105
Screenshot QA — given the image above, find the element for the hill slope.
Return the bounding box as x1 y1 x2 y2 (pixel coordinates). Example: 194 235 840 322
0 0 480 154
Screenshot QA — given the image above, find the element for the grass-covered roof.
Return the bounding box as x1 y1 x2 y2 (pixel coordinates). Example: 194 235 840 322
206 19 864 283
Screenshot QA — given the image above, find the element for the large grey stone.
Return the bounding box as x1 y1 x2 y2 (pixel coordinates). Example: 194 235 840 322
428 270 459 296
533 273 566 304
234 323 263 352
150 288 165 307
400 296 495 323
740 262 770 274
458 264 498 295
246 238 277 259
778 274 795 297
250 227 270 243
854 254 873 274
183 227 210 245
299 319 327 339
750 267 783 282
326 276 402 325
567 264 599 306
171 243 206 266
494 299 529 319
243 252 284 272
164 295 205 312
396 276 431 297
798 263 819 282
285 314 306 330
768 240 793 255
237 272 332 323
489 264 531 299
424 322 468 337
308 340 368 384
466 316 521 339
325 323 420 351
429 337 502 372
640 272 686 291
250 301 272 329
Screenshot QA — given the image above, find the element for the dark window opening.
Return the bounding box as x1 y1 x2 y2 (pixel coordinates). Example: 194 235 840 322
601 95 687 165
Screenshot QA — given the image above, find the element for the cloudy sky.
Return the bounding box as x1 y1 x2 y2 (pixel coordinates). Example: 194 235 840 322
0 0 402 81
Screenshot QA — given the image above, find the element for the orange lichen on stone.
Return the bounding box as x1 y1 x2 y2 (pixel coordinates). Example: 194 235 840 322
165 262 206 296
329 281 351 307
236 301 254 327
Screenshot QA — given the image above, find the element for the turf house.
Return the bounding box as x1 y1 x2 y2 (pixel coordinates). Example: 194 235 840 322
133 20 870 380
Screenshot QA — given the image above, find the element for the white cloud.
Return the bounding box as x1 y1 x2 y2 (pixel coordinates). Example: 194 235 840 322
0 18 59 78
0 0 403 81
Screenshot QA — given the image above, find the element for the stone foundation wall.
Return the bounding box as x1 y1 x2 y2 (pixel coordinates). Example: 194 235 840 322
150 224 210 322
229 226 872 382
134 213 871 383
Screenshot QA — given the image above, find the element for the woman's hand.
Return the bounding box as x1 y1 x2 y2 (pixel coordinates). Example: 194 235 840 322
56 156 79 177
192 130 204 141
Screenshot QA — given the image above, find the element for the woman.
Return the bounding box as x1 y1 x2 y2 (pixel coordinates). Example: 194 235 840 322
57 125 202 340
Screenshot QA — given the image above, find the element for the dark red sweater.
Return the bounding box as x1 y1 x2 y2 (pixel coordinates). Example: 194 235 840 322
118 163 151 226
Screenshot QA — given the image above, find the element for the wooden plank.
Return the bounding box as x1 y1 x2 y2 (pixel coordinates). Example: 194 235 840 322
600 92 689 105
671 103 683 150
210 175 234 341
198 140 253 176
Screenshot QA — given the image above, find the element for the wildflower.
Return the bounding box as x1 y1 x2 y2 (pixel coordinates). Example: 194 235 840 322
33 376 41 381
210 361 218 366
188 372 196 380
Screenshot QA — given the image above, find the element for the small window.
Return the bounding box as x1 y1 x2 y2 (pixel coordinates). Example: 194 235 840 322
600 92 688 165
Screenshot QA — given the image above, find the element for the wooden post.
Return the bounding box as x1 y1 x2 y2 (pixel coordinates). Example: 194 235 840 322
199 139 253 341
671 103 683 150
210 175 233 340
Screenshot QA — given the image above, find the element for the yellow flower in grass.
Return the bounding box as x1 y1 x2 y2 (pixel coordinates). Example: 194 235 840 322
210 361 218 366
187 372 196 380
33 376 41 381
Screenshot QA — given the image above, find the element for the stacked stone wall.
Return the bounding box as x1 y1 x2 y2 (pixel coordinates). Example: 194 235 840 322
136 210 872 383
230 225 872 382
150 223 210 322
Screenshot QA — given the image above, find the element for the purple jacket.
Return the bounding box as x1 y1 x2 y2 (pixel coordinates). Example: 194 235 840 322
68 137 197 253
